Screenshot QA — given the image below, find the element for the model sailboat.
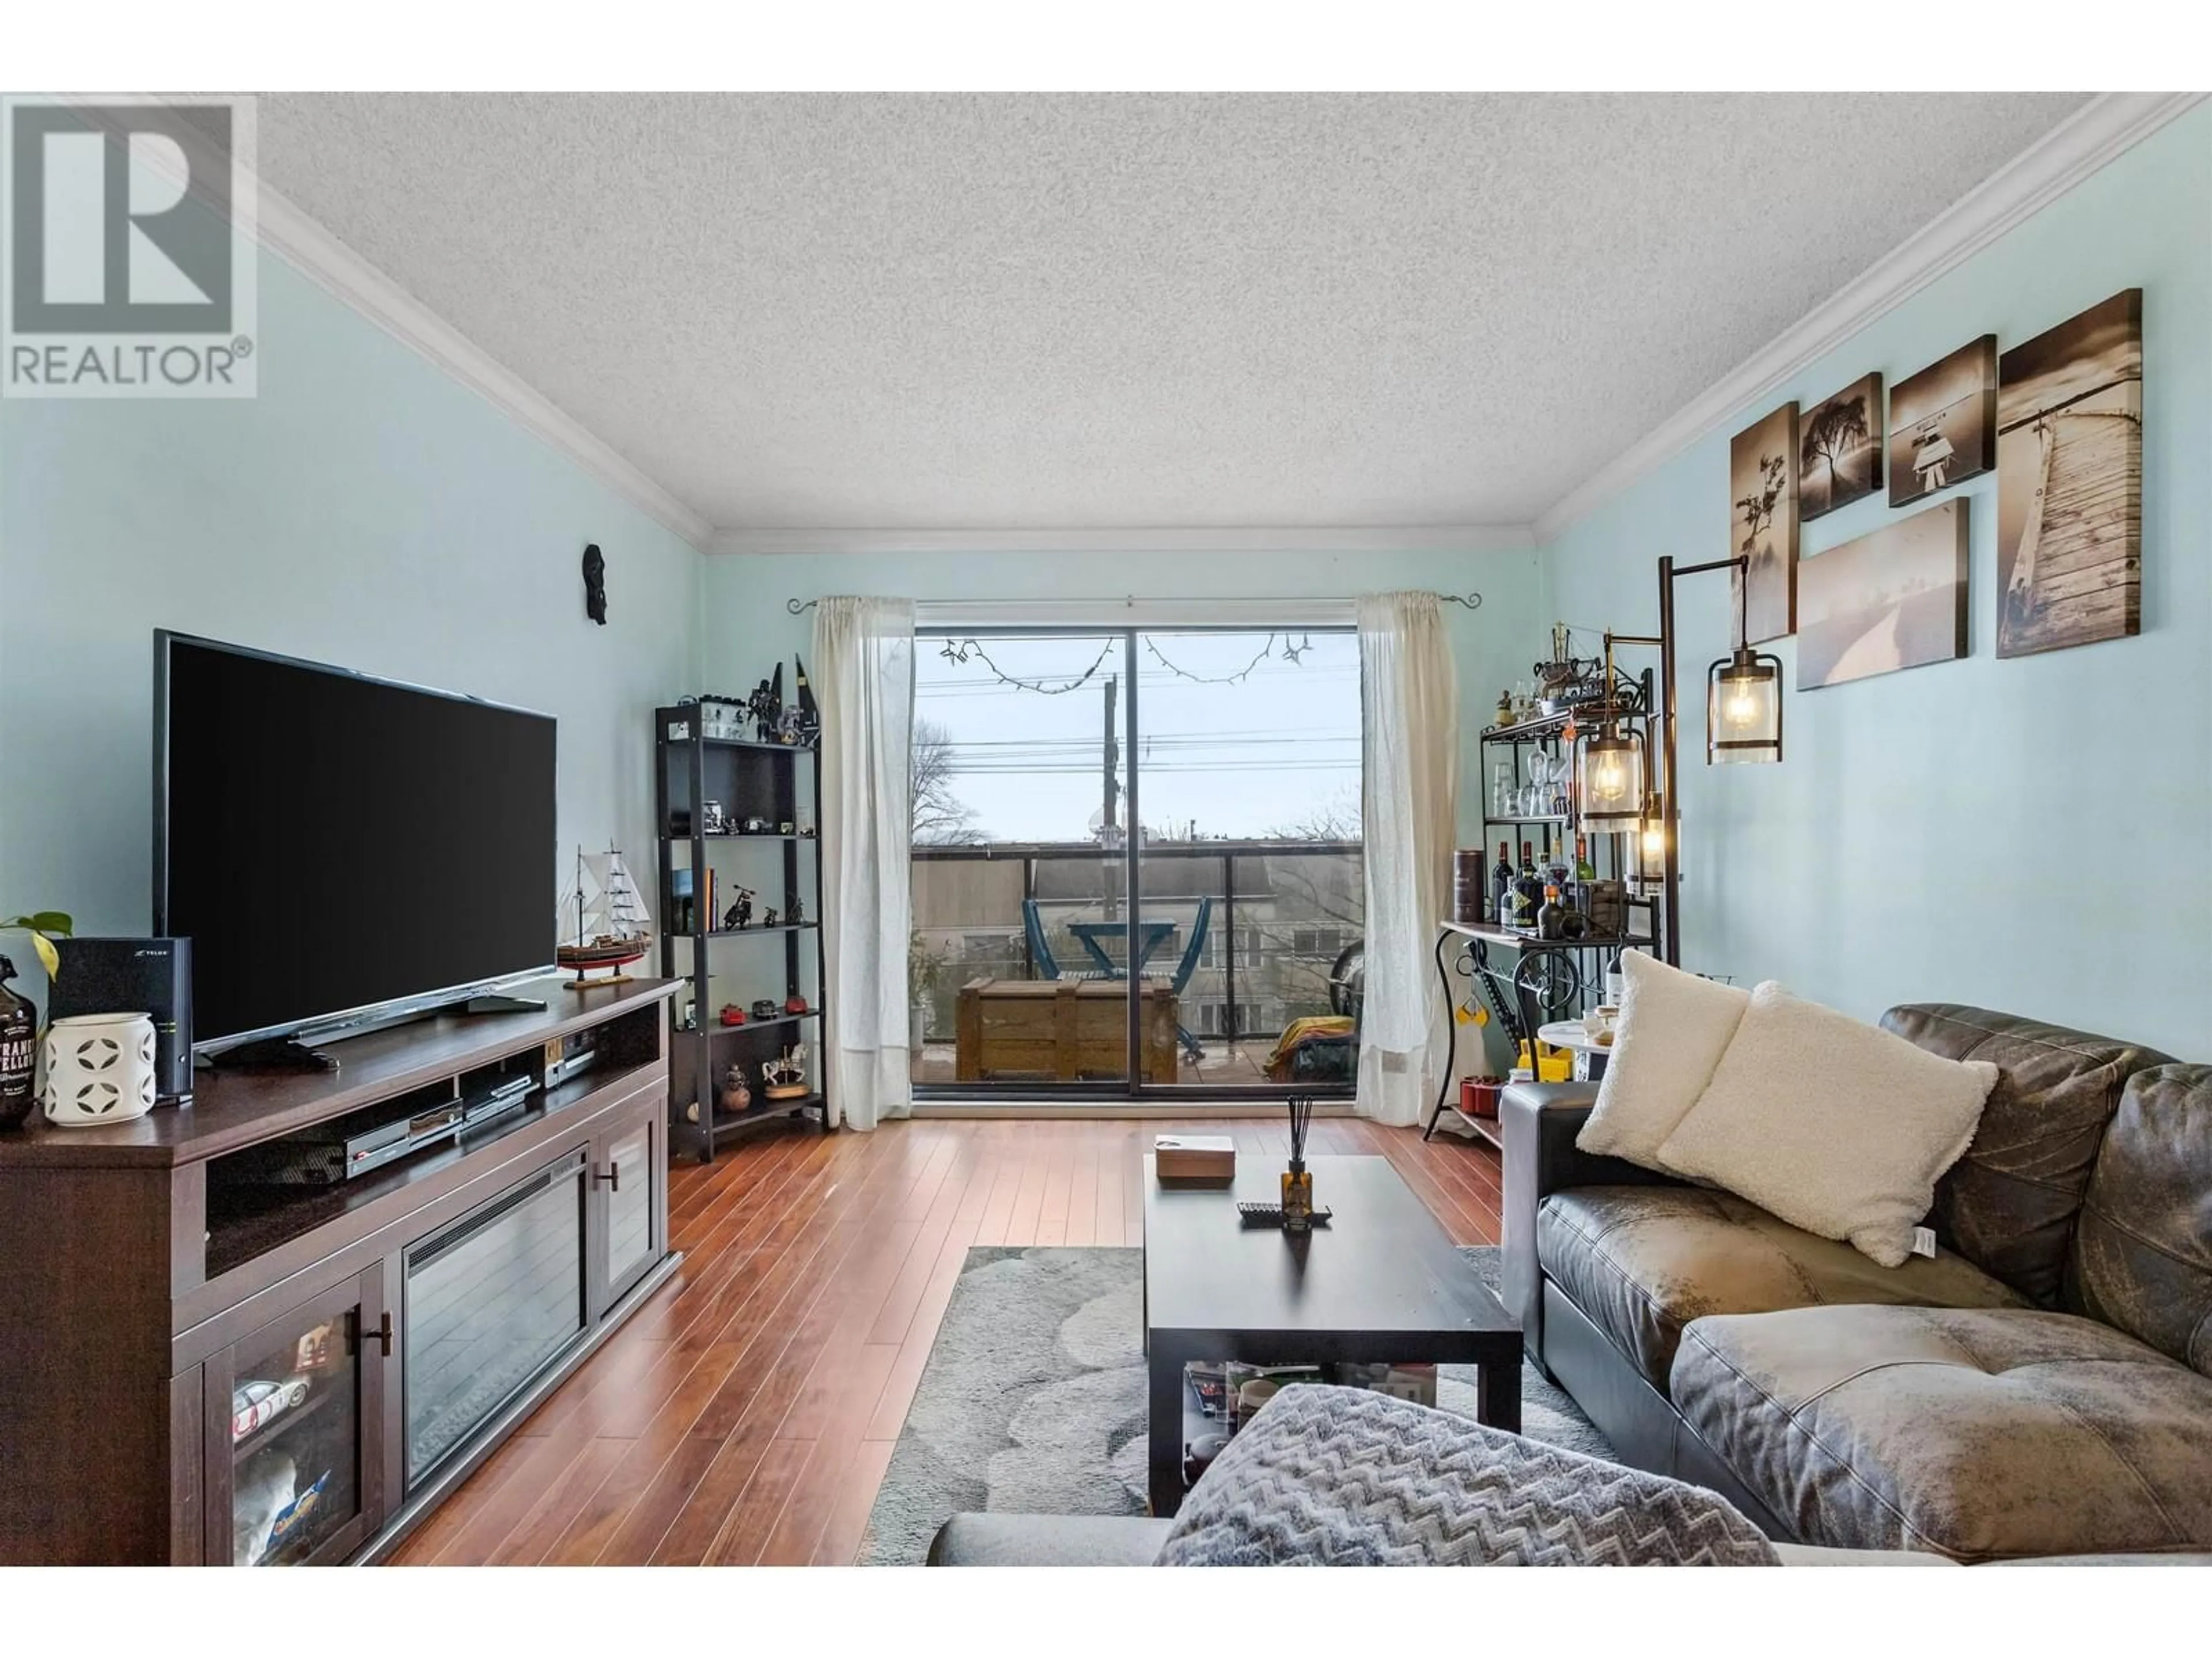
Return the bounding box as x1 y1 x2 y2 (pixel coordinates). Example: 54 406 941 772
556 844 653 987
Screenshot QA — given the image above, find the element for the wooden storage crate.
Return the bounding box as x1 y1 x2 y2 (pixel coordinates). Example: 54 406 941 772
955 978 1178 1084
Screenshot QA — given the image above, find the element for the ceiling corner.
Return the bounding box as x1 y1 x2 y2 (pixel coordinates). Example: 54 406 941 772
1529 90 2206 547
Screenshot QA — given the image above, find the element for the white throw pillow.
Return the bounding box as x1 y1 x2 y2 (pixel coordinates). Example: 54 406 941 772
1655 983 1999 1268
1574 953 1751 1172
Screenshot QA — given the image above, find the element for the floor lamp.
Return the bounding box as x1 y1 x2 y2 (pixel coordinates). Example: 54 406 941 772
1600 554 1784 967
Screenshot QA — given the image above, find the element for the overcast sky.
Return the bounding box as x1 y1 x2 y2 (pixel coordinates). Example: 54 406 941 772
916 630 1361 842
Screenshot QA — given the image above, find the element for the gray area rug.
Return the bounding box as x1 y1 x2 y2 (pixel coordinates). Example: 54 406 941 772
859 1244 1613 1565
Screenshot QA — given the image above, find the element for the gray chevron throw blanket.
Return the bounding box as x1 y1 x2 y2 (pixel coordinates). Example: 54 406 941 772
1156 1385 1779 1566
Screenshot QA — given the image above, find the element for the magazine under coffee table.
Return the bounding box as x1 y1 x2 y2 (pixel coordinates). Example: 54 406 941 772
1141 1152 1523 1516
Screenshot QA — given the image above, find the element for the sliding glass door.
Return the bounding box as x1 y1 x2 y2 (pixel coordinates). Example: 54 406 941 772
910 625 1361 1101
908 632 1139 1092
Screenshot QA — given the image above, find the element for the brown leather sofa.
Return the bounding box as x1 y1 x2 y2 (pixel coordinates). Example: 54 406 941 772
1500 1003 2212 1562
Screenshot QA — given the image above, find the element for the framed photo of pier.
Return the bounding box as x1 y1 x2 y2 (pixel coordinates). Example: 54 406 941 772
1889 336 1995 507
1730 401 1799 644
1798 499 1969 691
1800 373 1883 520
1996 290 2142 658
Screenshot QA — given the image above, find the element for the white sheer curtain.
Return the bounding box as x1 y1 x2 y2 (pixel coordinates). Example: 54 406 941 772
1356 592 1460 1126
814 597 916 1132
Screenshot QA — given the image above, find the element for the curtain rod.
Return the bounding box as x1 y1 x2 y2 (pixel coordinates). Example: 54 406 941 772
783 591 1482 615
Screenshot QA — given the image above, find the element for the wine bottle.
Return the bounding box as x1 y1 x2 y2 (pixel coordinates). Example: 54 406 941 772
1537 884 1567 942
1513 842 1542 931
1490 840 1513 926
0 955 37 1130
1574 833 1596 883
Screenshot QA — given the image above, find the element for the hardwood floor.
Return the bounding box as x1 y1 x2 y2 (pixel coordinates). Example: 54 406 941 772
386 1113 1503 1566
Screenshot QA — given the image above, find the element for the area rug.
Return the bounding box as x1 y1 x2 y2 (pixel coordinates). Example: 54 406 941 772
858 1244 1613 1565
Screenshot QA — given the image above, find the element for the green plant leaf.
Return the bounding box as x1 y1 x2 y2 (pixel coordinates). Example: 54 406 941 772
25 911 72 935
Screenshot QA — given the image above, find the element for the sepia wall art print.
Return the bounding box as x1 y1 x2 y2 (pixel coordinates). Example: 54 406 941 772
1889 336 1997 507
1996 289 2143 658
1800 373 1883 520
1730 402 1799 644
1797 499 1969 691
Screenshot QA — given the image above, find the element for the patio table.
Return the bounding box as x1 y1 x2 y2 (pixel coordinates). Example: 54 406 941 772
1065 918 1178 978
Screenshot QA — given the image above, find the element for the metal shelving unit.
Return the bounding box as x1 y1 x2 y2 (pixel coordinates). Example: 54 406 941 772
653 704 828 1161
1432 683 1669 1143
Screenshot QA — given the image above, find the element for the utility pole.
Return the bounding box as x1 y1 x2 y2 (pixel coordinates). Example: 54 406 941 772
1102 674 1120 919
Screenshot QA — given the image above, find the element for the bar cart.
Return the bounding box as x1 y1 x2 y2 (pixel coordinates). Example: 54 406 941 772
1427 665 1666 1147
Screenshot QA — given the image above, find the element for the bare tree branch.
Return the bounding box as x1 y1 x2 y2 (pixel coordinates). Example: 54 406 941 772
912 717 981 845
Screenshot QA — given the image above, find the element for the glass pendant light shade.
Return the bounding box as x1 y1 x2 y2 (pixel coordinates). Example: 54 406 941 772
1577 728 1646 834
1633 794 1668 893
1707 646 1783 764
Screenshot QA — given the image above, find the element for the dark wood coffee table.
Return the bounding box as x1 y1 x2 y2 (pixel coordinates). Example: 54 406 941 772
1141 1153 1522 1515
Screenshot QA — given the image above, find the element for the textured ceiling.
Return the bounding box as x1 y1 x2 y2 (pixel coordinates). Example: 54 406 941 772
254 92 2089 536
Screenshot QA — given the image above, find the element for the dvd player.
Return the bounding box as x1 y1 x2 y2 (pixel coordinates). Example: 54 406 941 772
228 1097 466 1186
462 1071 536 1130
222 1071 543 1188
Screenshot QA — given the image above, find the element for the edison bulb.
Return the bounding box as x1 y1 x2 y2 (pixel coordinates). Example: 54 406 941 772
1641 817 1666 859
1722 677 1762 729
1592 752 1628 800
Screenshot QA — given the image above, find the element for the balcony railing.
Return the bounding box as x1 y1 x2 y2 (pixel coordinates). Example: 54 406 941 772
910 839 1362 1052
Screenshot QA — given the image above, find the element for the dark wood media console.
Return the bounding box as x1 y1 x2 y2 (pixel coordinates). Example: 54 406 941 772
0 976 681 1565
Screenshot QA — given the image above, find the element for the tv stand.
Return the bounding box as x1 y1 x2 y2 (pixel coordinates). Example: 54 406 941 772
462 992 548 1014
0 975 679 1565
209 1035 340 1073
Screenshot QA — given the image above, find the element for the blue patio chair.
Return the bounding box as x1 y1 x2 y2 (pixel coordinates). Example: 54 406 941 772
1158 895 1213 1064
1021 898 1062 981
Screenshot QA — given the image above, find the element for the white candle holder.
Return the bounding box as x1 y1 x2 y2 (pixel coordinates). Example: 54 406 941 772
41 1012 157 1126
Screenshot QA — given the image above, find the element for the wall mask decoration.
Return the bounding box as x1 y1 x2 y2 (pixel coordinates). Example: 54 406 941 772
581 542 607 626
1888 335 1996 507
1797 499 1969 690
1799 373 1883 521
1996 289 2142 658
1729 402 1799 644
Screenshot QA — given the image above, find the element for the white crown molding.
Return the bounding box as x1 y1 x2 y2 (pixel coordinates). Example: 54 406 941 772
66 95 713 548
704 523 1537 556
252 185 715 548
1532 90 2207 544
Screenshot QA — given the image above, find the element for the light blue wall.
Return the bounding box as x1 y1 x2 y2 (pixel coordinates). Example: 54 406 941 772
1541 104 2211 1058
0 246 703 956
700 544 1547 843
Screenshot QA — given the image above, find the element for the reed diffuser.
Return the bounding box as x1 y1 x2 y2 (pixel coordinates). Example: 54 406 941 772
1282 1094 1315 1233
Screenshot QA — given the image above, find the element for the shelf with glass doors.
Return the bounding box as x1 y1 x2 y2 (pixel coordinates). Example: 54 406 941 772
654 698 829 1161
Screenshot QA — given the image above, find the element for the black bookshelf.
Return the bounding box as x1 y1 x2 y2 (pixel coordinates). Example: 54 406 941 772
654 704 829 1161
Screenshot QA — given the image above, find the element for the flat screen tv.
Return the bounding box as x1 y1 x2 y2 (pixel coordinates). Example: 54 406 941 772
154 632 559 1055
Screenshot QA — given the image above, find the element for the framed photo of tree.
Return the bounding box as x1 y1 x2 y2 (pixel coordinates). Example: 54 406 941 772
1730 402 1798 643
1799 373 1883 520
